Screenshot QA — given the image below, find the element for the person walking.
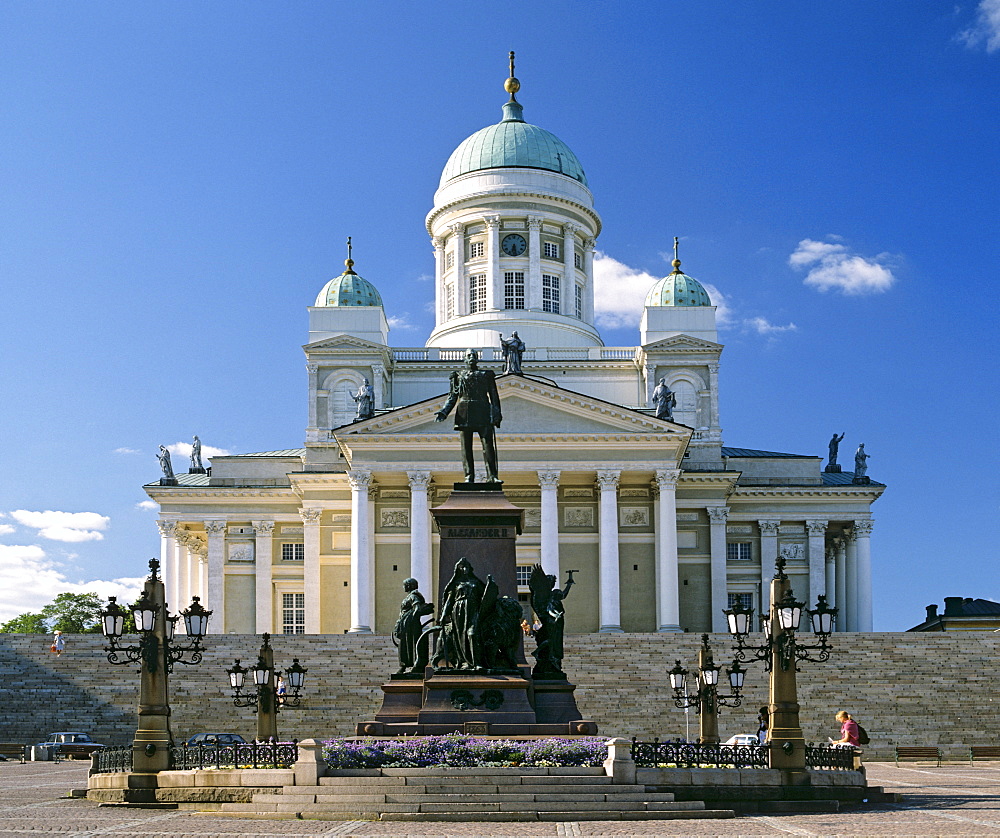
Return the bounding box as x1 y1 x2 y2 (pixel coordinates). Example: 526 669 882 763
51 630 65 657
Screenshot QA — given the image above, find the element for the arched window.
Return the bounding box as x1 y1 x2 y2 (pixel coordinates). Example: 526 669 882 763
325 373 365 429
670 378 699 428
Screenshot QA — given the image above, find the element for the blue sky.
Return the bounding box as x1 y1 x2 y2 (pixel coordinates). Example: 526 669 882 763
1 2 998 630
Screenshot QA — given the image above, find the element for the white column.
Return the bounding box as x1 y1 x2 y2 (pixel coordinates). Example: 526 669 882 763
485 215 502 310
707 507 729 633
368 483 377 632
348 470 374 634
844 529 859 632
563 222 578 287
707 363 721 431
834 536 848 631
371 364 385 411
527 215 543 310
449 222 464 323
654 469 681 632
205 521 226 633
432 235 446 325
306 363 319 431
175 535 190 615
825 546 837 608
252 521 275 634
197 546 209 605
407 471 433 591
156 521 178 611
853 519 874 632
596 469 623 633
300 508 322 633
582 237 596 324
758 520 780 616
806 519 828 605
537 470 561 579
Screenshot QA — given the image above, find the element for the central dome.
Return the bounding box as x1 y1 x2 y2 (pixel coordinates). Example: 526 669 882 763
439 99 587 188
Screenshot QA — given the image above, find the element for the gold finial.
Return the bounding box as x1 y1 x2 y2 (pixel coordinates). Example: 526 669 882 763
504 50 520 98
344 236 356 274
670 236 683 274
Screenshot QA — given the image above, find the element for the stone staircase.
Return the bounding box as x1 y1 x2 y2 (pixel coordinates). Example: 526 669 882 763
214 767 736 822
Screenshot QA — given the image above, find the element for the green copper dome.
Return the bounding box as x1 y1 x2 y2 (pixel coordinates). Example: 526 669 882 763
440 98 587 188
645 272 713 307
314 268 383 308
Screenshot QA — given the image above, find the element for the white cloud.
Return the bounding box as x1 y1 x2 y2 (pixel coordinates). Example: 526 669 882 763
113 447 142 455
0 543 144 623
744 317 798 335
9 510 110 543
135 501 158 511
387 314 418 330
958 0 1000 52
789 238 896 295
701 283 735 329
166 442 230 461
593 251 661 329
0 524 15 536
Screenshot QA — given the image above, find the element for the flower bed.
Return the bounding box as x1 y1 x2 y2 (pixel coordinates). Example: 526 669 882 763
323 735 607 769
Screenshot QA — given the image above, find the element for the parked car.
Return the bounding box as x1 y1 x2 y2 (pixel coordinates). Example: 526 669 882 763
724 734 759 746
37 732 106 758
185 733 247 746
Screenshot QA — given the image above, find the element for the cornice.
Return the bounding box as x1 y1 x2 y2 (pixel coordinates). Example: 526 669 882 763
146 488 297 500
426 190 602 237
732 485 886 500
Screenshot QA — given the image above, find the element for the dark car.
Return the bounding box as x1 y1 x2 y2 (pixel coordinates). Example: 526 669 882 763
37 732 106 758
185 733 247 746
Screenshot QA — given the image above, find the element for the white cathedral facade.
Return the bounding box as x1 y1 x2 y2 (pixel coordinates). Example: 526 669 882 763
146 66 883 638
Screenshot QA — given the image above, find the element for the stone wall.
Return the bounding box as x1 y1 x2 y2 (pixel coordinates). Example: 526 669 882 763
2 632 996 760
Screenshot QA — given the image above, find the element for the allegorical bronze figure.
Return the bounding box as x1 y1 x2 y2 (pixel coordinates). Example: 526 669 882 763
391 578 434 675
435 349 502 483
528 565 576 677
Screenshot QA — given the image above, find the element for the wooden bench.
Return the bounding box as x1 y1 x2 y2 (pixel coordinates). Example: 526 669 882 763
895 746 941 766
970 746 1000 763
0 744 26 763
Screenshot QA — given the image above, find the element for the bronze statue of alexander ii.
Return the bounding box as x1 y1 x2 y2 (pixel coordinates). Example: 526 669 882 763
435 349 502 483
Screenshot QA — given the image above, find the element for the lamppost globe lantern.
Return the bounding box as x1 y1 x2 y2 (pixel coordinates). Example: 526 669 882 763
776 591 804 632
700 659 720 687
728 660 746 691
132 591 158 633
724 601 753 638
810 594 837 637
285 658 307 690
668 660 688 693
165 614 178 642
252 657 272 687
181 596 211 638
100 597 127 638
227 659 247 691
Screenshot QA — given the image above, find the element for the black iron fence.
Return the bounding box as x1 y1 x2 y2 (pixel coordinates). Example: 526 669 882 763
91 741 297 773
805 744 858 771
631 738 769 769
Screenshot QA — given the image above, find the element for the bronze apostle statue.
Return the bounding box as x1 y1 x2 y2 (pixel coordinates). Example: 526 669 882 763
435 349 502 483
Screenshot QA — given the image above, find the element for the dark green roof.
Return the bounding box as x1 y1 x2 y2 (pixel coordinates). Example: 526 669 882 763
722 447 814 459
225 449 306 458
820 472 886 487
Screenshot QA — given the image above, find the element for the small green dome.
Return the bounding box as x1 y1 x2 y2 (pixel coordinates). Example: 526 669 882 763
645 272 713 307
440 99 587 187
314 268 383 307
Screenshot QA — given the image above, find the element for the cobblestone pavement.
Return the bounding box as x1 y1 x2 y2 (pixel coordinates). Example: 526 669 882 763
4 761 1000 837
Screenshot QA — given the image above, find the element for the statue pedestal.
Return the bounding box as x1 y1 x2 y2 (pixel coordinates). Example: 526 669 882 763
824 464 842 473
188 467 207 474
159 478 178 486
852 475 871 485
418 672 536 726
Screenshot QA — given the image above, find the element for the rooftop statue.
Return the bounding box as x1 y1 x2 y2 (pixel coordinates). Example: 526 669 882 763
157 445 174 480
651 378 676 421
352 377 375 421
528 565 576 678
499 331 525 375
854 443 870 479
825 431 846 473
435 349 502 483
190 435 203 471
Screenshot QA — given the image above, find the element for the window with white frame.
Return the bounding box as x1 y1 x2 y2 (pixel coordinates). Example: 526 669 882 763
543 241 559 259
726 542 752 562
504 271 525 310
469 274 486 313
516 565 533 587
469 240 485 259
282 543 304 562
445 283 454 319
575 284 583 319
542 274 560 313
282 593 305 634
727 592 753 611
574 251 583 269
445 251 454 270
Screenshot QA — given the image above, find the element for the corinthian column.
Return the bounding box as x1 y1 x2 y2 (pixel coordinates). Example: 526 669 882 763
348 470 374 634
654 469 681 632
432 236 446 325
407 471 433 593
707 507 729 633
758 520 780 616
156 521 178 611
205 520 226 634
853 519 874 631
485 215 502 310
537 471 561 578
527 215 543 310
844 529 858 631
596 470 623 633
806 519 828 605
300 508 322 633
834 536 848 631
252 521 275 634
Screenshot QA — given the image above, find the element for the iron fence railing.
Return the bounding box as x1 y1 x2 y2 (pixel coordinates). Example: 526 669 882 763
169 740 297 771
631 738 769 769
93 746 133 774
805 744 858 770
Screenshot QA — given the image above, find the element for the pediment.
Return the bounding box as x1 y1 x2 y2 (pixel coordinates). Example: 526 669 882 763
304 335 389 353
642 335 722 352
336 375 690 438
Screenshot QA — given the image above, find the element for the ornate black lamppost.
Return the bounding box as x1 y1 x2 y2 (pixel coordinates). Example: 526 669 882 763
226 633 307 741
669 634 745 744
724 556 836 774
99 559 211 773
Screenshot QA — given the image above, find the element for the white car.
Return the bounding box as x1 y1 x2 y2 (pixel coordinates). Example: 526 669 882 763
724 734 759 746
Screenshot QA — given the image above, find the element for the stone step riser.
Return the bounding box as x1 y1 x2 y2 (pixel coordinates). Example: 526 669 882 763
316 775 613 786
252 792 680 805
222 801 706 814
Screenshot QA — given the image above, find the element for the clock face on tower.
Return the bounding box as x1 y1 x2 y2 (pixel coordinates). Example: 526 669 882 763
501 234 527 256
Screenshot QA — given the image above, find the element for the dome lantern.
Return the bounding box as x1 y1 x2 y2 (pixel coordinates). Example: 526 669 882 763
314 237 384 308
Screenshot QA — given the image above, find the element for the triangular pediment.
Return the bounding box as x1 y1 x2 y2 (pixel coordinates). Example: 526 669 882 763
304 335 389 353
642 334 722 352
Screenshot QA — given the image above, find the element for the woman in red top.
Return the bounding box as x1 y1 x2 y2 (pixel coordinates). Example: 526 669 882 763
832 710 860 746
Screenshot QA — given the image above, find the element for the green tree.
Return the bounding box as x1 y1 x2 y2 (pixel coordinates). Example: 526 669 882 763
0 612 48 633
40 592 105 633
